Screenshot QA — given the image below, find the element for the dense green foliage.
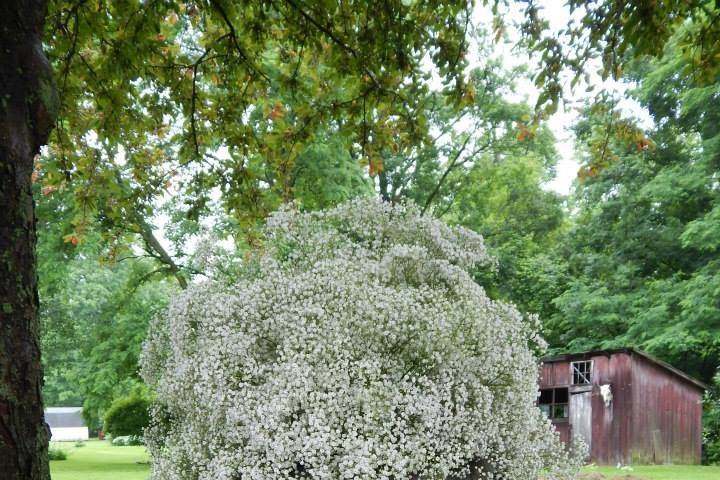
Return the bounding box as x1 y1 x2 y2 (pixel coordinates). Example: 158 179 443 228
705 371 720 464
292 141 373 210
37 187 173 427
38 250 171 429
444 127 565 323
43 0 477 263
104 396 151 438
543 37 720 384
47 448 68 461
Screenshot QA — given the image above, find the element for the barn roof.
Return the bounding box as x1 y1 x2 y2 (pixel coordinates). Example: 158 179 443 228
542 347 707 391
45 407 86 429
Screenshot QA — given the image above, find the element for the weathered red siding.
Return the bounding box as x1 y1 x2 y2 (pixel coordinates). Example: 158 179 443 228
554 422 572 446
630 355 703 464
539 349 704 465
540 361 570 387
587 352 633 465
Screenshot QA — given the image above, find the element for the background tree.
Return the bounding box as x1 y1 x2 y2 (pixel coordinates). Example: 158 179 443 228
445 143 566 324
36 183 173 428
546 35 720 384
40 252 172 429
705 370 720 463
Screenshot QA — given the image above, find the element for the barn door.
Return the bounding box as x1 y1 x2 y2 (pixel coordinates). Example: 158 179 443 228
570 391 592 451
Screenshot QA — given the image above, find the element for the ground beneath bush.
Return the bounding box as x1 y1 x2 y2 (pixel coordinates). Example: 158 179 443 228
49 439 149 480
47 442 720 480
579 464 720 480
578 474 646 480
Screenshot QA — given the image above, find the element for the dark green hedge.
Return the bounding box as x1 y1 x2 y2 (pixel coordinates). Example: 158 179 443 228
103 395 151 438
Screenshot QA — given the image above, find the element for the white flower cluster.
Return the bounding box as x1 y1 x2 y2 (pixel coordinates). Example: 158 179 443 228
141 198 579 480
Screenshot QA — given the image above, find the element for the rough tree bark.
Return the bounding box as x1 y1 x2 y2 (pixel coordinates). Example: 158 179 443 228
0 1 57 478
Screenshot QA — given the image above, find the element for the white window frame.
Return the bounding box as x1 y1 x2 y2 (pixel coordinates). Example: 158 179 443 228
570 360 593 385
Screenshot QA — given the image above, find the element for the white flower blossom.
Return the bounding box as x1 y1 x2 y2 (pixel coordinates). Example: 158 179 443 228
141 198 580 480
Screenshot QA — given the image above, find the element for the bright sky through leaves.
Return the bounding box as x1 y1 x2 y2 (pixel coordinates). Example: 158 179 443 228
468 1 655 195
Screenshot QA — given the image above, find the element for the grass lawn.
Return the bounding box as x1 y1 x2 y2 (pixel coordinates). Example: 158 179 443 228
47 442 720 480
580 464 720 479
49 439 149 480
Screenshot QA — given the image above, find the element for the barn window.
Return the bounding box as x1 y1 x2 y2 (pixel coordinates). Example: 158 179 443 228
571 360 592 385
538 388 569 419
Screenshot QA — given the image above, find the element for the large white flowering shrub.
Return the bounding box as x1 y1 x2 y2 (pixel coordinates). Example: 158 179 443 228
141 198 579 480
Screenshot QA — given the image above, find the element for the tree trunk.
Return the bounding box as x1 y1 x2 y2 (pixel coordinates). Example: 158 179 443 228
0 1 57 479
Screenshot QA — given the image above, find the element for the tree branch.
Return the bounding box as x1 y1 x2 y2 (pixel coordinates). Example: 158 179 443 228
136 216 188 289
209 0 270 82
111 170 189 289
421 134 472 215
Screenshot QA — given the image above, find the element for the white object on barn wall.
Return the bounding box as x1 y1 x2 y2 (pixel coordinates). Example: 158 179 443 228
45 407 89 441
600 384 613 408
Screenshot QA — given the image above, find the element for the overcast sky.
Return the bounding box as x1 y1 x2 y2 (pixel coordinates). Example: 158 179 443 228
468 0 653 195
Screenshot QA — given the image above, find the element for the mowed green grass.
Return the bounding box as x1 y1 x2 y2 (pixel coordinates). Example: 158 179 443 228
581 464 720 479
47 442 720 480
49 439 149 480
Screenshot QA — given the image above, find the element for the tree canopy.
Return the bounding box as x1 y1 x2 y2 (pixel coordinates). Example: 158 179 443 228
43 0 475 254
40 0 720 277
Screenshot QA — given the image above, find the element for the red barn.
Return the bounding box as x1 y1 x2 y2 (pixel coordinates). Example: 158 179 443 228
539 348 705 465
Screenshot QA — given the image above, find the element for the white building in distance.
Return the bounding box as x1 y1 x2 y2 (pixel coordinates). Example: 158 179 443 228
45 407 89 441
